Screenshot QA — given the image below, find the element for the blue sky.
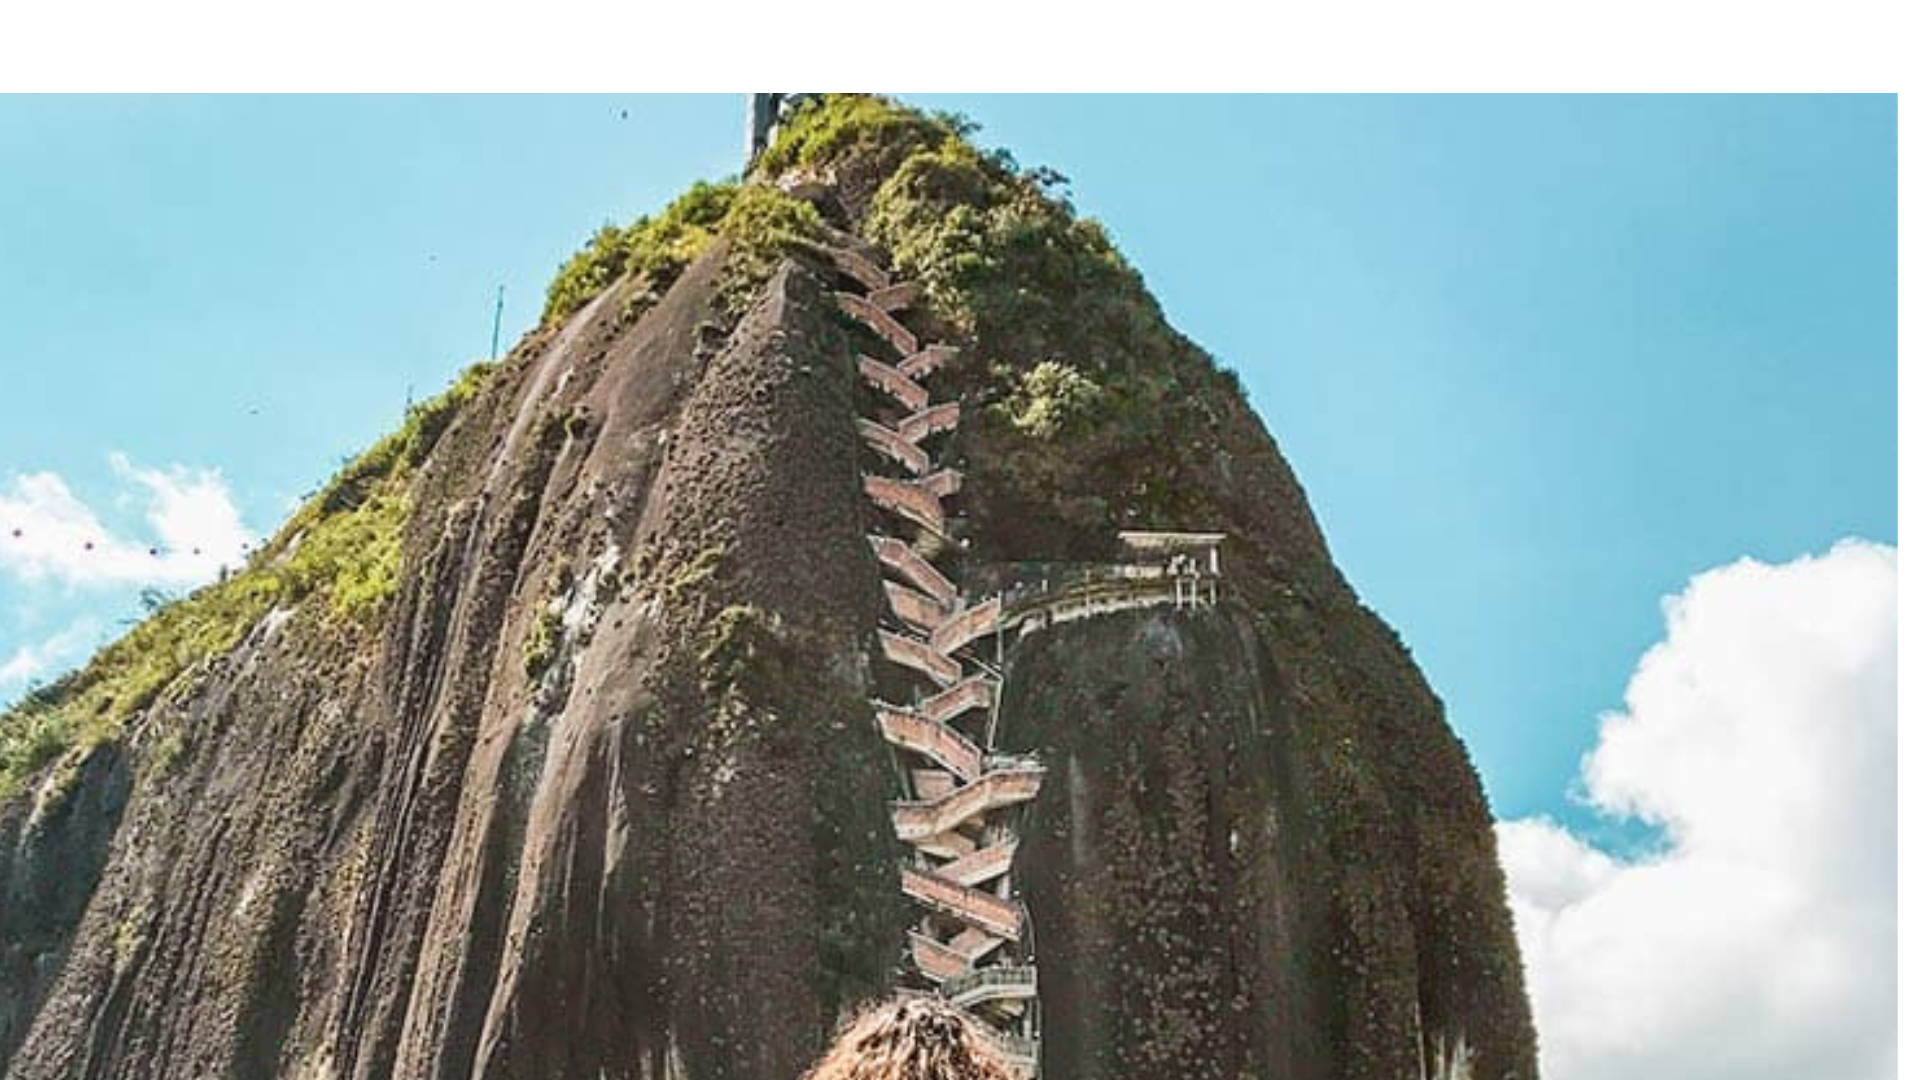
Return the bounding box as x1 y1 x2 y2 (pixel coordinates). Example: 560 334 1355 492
0 95 1895 842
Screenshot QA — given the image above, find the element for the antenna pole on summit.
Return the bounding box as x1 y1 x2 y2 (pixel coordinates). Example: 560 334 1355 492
746 93 785 169
490 285 505 359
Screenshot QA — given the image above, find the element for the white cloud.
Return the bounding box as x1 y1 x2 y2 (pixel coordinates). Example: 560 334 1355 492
0 454 252 588
0 618 103 688
1498 539 1895 1080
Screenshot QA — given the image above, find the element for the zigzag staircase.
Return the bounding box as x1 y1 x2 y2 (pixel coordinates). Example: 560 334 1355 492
827 240 1044 1076
823 232 1226 1078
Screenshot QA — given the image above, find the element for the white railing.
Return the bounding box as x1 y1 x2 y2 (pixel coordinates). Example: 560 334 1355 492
985 1029 1040 1070
940 964 1038 1008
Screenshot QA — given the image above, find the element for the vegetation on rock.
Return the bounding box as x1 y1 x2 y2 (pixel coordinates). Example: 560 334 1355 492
543 92 1250 558
0 362 493 802
542 182 825 326
754 96 963 195
764 95 1253 557
521 604 563 680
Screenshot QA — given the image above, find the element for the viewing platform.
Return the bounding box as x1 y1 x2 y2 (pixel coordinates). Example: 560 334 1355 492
967 531 1228 639
940 965 1038 1009
1004 574 1196 637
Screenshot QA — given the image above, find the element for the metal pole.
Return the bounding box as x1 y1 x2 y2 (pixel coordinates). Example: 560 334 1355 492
490 285 505 360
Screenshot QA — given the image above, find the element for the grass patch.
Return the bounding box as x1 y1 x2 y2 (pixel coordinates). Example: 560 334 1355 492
541 181 826 327
522 605 562 681
712 185 826 316
111 900 150 972
542 181 739 326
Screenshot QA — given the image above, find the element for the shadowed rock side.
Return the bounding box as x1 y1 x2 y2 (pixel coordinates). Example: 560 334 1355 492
0 745 130 1069
0 251 902 1080
999 604 1533 1080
